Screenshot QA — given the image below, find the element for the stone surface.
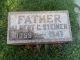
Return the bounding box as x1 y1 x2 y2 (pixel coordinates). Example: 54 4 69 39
7 11 72 44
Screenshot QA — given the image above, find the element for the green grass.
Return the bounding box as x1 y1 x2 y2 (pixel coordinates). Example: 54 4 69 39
0 0 80 60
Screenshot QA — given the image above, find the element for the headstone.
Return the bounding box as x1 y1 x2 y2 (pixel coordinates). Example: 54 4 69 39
7 11 72 45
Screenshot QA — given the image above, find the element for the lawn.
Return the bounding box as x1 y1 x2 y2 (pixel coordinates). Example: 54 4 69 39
0 0 80 60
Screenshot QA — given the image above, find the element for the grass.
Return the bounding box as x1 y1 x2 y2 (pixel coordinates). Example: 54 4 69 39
0 0 80 60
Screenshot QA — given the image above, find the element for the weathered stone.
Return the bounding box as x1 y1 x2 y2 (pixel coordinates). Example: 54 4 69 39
7 11 72 45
